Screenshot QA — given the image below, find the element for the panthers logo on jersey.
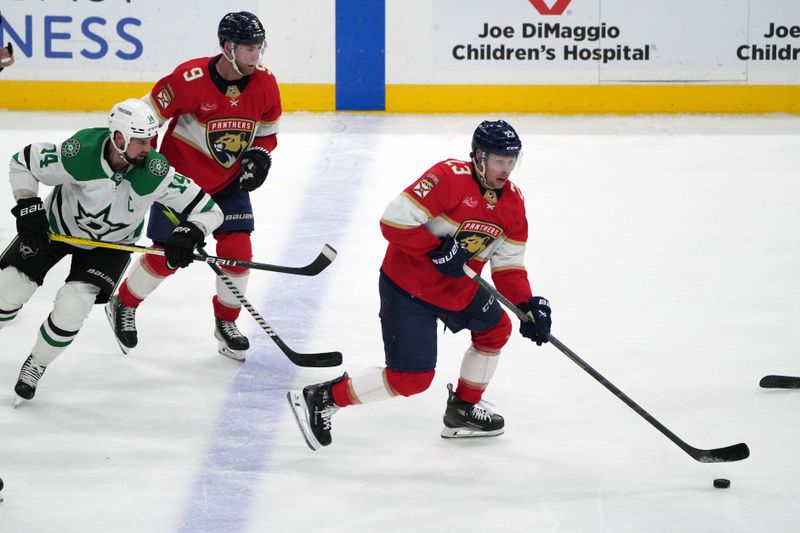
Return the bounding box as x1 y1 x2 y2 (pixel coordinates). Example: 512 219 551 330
455 220 504 258
206 118 255 168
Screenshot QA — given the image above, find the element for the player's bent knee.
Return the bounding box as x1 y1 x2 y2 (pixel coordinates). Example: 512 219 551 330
51 282 101 331
0 266 38 309
216 232 252 274
216 232 252 260
472 311 512 353
385 368 435 397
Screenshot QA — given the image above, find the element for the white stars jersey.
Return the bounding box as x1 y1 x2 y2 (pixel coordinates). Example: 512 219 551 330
9 128 223 244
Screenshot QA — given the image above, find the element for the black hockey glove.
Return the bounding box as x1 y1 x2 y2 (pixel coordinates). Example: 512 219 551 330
11 197 50 250
518 296 552 346
238 147 272 192
165 221 205 269
428 235 469 278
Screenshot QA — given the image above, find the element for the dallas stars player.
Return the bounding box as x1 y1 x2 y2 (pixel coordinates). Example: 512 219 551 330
0 99 223 403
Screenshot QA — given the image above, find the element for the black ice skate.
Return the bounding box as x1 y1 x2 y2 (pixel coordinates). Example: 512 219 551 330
14 354 47 404
214 317 249 361
105 294 138 354
441 383 505 439
287 373 347 451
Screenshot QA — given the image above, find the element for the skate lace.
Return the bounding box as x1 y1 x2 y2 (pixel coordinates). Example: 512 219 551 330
220 320 244 339
118 304 137 332
468 401 495 422
19 358 45 386
317 404 339 431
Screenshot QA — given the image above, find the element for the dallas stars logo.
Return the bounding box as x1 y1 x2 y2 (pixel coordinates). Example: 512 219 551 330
74 202 128 240
149 158 169 177
62 139 81 158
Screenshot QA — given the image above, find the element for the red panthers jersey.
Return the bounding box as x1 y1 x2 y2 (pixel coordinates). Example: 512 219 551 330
148 55 282 195
380 158 533 311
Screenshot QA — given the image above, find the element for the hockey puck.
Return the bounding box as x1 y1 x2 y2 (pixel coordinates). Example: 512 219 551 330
0 477 4 490
713 478 730 489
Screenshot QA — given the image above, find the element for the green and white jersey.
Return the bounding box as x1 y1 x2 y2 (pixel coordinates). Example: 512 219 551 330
9 128 223 244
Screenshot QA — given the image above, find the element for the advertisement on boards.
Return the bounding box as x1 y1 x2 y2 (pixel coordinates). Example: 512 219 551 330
0 0 256 81
396 0 800 84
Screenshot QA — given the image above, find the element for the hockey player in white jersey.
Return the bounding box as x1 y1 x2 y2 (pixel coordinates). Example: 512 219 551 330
0 99 223 403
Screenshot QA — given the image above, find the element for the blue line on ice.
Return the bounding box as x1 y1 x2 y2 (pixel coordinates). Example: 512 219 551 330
176 124 367 532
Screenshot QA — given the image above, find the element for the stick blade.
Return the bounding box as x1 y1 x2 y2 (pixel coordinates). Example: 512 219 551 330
286 350 343 368
692 442 750 463
289 244 337 276
321 244 337 262
759 375 800 389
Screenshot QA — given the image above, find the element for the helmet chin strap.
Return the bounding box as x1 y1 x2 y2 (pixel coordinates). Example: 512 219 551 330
109 133 139 167
110 133 129 161
471 152 492 189
223 45 246 77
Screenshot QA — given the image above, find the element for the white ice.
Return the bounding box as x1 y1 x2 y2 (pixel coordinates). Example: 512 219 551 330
0 111 798 533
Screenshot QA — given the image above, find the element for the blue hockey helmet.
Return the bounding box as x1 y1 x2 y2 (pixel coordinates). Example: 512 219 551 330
218 11 266 47
471 120 522 157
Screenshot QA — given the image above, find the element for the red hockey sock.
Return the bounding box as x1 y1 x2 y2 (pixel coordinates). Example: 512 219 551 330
331 376 355 407
212 295 241 322
455 378 485 404
118 281 143 308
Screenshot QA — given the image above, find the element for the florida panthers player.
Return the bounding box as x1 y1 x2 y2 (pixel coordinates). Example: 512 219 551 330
0 99 223 403
108 11 281 362
288 120 553 449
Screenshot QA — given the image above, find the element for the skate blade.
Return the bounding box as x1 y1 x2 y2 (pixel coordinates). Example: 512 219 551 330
217 341 246 362
12 395 26 409
286 391 322 451
440 426 504 439
104 304 131 355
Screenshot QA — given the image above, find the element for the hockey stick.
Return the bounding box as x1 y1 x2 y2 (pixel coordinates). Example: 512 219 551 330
463 265 750 463
161 208 342 368
759 375 800 389
48 234 337 276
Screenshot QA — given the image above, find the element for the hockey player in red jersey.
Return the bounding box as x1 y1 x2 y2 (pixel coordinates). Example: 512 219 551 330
288 120 553 450
107 11 281 362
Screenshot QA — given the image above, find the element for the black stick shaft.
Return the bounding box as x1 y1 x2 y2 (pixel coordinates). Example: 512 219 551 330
196 247 340 367
464 266 749 463
161 205 341 367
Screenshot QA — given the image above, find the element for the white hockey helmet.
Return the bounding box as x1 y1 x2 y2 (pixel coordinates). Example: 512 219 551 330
107 98 159 154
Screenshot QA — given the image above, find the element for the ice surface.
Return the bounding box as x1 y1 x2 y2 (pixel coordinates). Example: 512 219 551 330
0 111 798 533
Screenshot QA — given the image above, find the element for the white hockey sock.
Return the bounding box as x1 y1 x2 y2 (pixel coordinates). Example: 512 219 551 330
124 256 168 301
216 269 249 309
347 367 396 405
0 266 38 325
32 282 98 366
458 345 501 390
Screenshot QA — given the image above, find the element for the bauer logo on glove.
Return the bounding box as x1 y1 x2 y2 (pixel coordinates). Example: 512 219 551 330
238 147 272 192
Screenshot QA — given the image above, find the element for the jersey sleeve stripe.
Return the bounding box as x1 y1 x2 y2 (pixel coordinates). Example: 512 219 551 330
398 192 433 218
489 239 527 270
491 264 526 272
200 198 217 212
255 121 279 137
171 115 215 158
380 218 417 230
181 189 207 215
